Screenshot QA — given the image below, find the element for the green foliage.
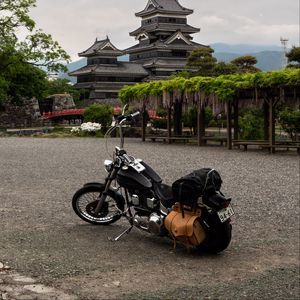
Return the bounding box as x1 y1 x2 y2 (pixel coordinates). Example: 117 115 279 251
83 104 113 128
151 118 168 129
231 55 260 73
45 79 80 102
0 0 70 72
239 108 264 140
186 47 217 76
286 46 300 68
213 62 239 76
183 106 214 134
0 48 48 104
0 0 70 105
278 108 300 140
119 69 300 104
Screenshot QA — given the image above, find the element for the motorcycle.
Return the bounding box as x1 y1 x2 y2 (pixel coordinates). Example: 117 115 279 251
72 106 234 253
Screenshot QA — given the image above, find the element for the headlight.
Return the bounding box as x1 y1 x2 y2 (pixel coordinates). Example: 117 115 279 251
104 160 113 173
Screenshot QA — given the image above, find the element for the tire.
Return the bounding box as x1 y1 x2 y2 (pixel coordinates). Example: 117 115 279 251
197 211 232 254
72 185 124 225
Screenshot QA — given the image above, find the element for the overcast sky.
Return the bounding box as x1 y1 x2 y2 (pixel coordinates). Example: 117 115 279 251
29 0 299 61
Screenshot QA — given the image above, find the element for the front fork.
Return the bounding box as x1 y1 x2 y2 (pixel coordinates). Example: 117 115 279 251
94 168 118 214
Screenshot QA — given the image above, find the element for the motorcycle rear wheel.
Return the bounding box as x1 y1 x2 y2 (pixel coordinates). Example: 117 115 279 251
197 213 232 254
72 186 124 225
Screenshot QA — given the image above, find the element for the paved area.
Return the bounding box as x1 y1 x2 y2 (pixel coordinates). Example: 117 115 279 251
0 137 299 299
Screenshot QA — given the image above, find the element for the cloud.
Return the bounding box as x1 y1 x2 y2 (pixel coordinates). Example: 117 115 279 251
29 0 299 61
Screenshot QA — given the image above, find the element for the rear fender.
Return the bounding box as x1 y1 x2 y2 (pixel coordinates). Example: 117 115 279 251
83 182 125 211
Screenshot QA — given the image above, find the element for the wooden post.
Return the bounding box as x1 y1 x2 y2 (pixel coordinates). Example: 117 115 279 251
197 103 205 146
141 105 146 142
263 100 269 141
269 97 275 153
233 98 239 140
227 101 232 150
167 107 172 144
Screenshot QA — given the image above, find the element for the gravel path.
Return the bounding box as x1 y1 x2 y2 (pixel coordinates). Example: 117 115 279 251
0 137 299 300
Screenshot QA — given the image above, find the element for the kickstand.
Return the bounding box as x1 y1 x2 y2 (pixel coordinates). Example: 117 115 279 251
108 225 133 242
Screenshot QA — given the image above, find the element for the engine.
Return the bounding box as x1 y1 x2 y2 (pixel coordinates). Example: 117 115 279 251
133 213 165 235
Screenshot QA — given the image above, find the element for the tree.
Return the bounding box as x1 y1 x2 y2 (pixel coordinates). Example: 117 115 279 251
0 0 70 72
286 46 300 68
213 61 239 76
231 56 260 73
186 47 217 76
278 108 300 140
0 0 70 105
45 79 80 102
84 104 113 129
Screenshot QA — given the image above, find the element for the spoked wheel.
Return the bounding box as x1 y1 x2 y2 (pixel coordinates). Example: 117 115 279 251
72 186 124 225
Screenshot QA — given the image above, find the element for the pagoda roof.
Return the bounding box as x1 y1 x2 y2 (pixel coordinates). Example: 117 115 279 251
142 58 187 69
78 37 123 57
136 0 193 17
125 33 207 54
130 23 200 36
69 62 149 77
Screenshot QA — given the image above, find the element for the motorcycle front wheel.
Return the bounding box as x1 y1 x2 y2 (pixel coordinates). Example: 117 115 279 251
72 185 124 225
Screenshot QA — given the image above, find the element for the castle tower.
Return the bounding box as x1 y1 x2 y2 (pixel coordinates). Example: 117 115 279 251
126 0 207 79
70 37 148 102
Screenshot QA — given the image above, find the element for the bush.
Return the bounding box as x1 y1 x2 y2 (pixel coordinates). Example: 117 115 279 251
183 106 214 134
151 118 168 129
239 108 264 140
83 104 113 129
278 108 300 140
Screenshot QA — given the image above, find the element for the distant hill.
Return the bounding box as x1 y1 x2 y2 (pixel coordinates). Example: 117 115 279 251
61 44 285 82
210 43 282 54
210 43 284 71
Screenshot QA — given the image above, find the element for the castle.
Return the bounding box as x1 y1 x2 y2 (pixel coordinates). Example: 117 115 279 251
69 0 207 103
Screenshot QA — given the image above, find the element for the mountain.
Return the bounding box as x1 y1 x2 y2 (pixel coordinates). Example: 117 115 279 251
210 43 284 71
210 43 282 54
60 44 284 82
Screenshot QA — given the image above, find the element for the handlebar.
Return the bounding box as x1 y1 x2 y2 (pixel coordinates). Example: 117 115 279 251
117 111 141 124
104 109 141 153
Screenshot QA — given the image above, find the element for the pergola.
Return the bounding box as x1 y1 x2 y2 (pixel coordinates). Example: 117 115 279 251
119 70 300 153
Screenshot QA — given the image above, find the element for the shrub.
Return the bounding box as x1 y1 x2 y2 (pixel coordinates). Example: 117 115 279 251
83 104 113 129
278 108 300 140
239 108 264 140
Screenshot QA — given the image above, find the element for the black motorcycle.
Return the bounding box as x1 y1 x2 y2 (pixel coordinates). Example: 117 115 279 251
72 106 234 253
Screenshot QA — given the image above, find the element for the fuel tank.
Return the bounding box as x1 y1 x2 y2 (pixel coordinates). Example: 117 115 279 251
117 168 152 190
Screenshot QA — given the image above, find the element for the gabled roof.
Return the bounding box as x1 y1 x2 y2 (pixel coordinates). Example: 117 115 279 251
165 31 192 45
130 23 200 37
136 0 193 17
79 37 123 57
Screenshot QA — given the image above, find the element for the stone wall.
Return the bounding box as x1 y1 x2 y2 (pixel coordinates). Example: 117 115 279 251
0 98 42 128
0 94 75 128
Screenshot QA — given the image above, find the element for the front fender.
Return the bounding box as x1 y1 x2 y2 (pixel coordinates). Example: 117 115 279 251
82 182 125 211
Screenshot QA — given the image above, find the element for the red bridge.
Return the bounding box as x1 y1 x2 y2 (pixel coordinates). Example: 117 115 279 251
42 109 85 119
42 107 159 120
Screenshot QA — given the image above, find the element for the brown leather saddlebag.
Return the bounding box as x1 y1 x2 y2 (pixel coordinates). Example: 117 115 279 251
164 203 206 247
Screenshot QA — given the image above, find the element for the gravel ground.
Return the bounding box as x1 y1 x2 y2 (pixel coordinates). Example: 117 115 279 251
0 137 299 300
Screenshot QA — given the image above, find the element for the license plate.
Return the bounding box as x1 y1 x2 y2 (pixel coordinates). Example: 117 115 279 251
217 204 234 223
